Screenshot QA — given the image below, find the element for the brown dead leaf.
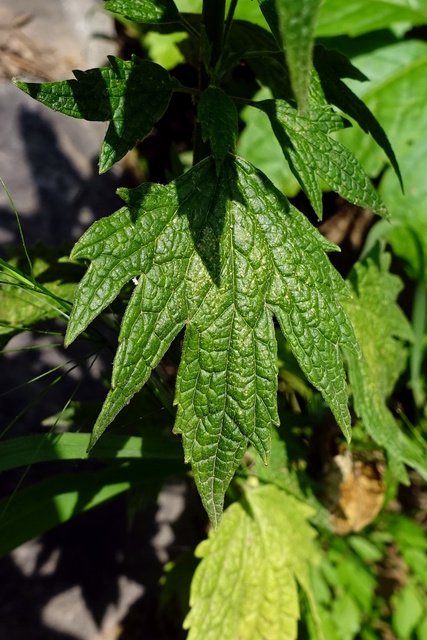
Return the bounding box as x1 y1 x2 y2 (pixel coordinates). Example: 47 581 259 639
322 449 385 534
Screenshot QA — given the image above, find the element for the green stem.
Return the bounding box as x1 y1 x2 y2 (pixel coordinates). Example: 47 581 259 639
223 0 239 51
192 0 227 166
203 0 226 68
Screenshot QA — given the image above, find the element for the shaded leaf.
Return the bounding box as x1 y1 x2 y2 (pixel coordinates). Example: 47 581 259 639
184 485 318 640
15 56 173 173
66 156 358 525
0 460 183 558
198 87 238 172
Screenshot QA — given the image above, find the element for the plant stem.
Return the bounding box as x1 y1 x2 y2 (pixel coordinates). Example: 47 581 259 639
203 0 226 68
192 0 227 165
223 0 239 51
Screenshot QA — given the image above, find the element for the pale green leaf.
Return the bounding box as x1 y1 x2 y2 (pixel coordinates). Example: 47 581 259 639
184 486 317 640
342 244 427 482
316 0 427 37
256 99 389 219
257 0 322 110
15 56 173 173
104 0 180 24
66 156 358 525
198 87 238 172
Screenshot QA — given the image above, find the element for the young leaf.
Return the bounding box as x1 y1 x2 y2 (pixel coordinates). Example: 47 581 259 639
314 46 402 188
104 0 180 24
14 56 174 173
255 99 389 219
66 156 359 526
342 244 427 483
184 486 318 640
198 87 238 173
257 0 322 111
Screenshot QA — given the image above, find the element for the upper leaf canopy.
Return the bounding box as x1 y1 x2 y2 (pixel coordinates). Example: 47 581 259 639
66 155 359 525
104 0 180 24
14 56 174 173
257 0 322 111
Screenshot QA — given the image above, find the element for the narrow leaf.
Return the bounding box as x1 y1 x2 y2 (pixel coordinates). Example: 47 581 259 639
0 461 184 558
0 245 78 346
66 156 358 525
185 486 317 640
15 56 173 173
257 0 322 110
198 87 238 173
0 433 182 471
256 99 389 219
104 0 180 24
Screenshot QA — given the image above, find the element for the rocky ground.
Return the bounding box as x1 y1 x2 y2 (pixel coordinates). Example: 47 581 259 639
0 3 191 638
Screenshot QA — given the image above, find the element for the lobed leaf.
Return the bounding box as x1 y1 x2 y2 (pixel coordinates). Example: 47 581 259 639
257 0 322 110
198 87 238 173
104 0 180 24
66 156 359 525
15 56 173 173
342 244 427 483
256 99 389 219
184 485 318 640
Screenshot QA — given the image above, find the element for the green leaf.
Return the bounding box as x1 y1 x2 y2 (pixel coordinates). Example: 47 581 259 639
334 40 427 179
0 245 78 347
237 88 300 196
198 87 238 173
104 0 180 24
342 244 427 482
14 56 173 173
313 46 402 188
0 433 183 471
184 486 317 640
255 99 389 219
66 156 358 525
392 581 424 640
316 0 427 37
0 459 185 557
331 594 361 640
257 0 322 110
